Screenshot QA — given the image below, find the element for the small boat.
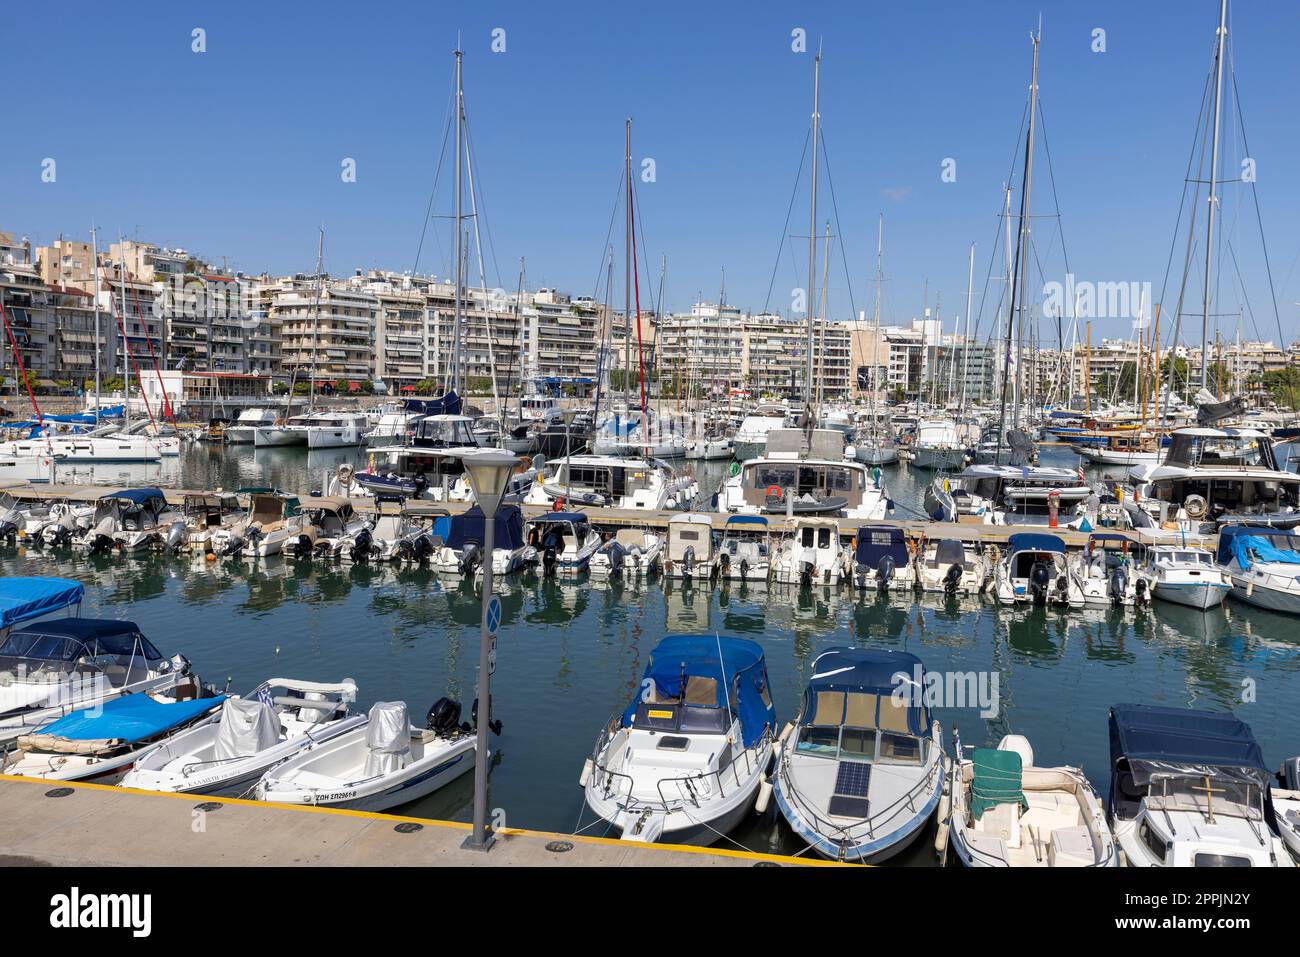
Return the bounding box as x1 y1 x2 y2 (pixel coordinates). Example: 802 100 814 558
772 647 943 863
771 517 847 587
178 492 244 555
73 487 185 554
1215 525 1300 615
1271 757 1300 864
993 532 1083 607
209 488 309 558
590 527 664 579
122 679 364 797
713 515 771 584
1107 704 1293 867
289 498 370 561
0 684 223 782
849 524 916 594
663 513 714 581
581 634 776 844
1067 533 1148 607
947 733 1118 867
1139 544 1229 610
256 698 480 813
364 498 438 563
524 512 601 577
25 501 95 548
428 505 530 576
916 537 990 594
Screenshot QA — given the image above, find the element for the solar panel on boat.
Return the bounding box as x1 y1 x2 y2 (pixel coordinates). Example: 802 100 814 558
828 761 871 818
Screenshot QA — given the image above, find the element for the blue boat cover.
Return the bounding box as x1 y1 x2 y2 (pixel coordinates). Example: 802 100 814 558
430 515 453 542
622 635 774 748
530 512 588 524
1108 703 1269 787
1217 524 1300 567
1 619 164 663
37 693 226 744
0 578 84 629
802 647 931 737
855 525 909 566
724 515 768 527
1007 532 1065 554
446 505 525 551
403 391 462 416
110 487 166 506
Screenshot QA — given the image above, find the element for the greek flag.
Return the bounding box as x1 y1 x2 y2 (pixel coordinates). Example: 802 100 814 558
257 686 275 708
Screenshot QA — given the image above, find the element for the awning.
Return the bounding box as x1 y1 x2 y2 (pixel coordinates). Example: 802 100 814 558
0 578 85 630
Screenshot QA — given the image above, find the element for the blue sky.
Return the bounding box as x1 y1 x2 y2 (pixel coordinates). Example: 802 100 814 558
6 0 1300 345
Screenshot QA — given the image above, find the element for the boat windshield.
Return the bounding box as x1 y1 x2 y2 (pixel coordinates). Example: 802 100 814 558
795 691 924 766
630 700 730 736
1147 773 1263 823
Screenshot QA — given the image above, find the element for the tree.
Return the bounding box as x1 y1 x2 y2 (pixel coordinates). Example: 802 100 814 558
271 382 289 396
1262 366 1300 410
292 381 310 396
357 380 374 396
1159 355 1191 395
333 378 350 394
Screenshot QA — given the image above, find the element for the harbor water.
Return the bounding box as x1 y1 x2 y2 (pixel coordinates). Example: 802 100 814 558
4 442 1298 863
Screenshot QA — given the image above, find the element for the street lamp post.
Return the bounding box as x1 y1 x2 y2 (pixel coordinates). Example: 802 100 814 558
458 448 519 852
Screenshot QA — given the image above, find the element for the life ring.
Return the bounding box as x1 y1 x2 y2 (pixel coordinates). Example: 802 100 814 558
1184 494 1208 520
765 485 782 500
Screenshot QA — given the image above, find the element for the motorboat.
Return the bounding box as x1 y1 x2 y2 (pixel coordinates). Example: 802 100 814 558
849 524 916 594
1068 533 1147 607
1215 524 1300 615
1139 544 1229 610
771 517 848 587
947 733 1117 867
719 429 889 521
178 492 244 555
25 500 96 548
992 532 1083 607
685 436 734 461
362 498 438 563
733 408 788 462
428 505 530 576
0 427 162 463
122 679 364 797
590 527 664 579
253 413 312 447
363 406 425 445
924 464 1092 525
0 682 222 783
1107 704 1293 867
524 454 696 511
1272 758 1300 864
852 434 899 467
916 538 990 595
909 419 966 470
289 498 371 560
304 411 369 449
357 415 528 502
772 648 943 863
713 515 771 584
581 634 776 845
73 488 185 554
524 512 601 577
0 449 59 483
255 697 480 813
224 407 281 444
209 488 309 558
662 513 714 581
0 491 43 540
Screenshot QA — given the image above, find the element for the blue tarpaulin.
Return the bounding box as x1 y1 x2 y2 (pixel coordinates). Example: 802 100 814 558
622 635 775 748
402 391 462 416
802 647 931 737
1007 532 1066 554
0 578 84 630
1217 524 1300 569
108 487 167 506
445 505 524 551
36 693 225 744
855 525 909 567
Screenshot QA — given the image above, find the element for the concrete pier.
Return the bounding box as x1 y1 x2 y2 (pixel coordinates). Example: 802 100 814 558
0 775 837 868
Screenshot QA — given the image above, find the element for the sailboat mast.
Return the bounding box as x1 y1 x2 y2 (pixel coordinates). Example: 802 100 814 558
1011 28 1041 430
817 220 830 409
871 213 882 422
1201 0 1228 394
624 118 632 410
308 227 323 409
91 225 101 412
961 242 974 410
805 50 820 426
452 46 464 395
117 249 130 431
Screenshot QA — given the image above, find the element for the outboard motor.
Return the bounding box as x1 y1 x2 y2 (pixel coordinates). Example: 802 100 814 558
0 519 17 541
349 527 373 563
312 536 332 559
718 551 731 579
542 545 558 577
738 557 750 581
1028 559 1052 604
426 697 462 736
165 520 187 552
875 554 896 591
396 539 415 563
799 560 814 589
682 545 696 579
1134 577 1148 606
607 540 625 577
1055 574 1070 604
89 533 115 556
943 562 963 594
459 542 483 576
413 534 435 564
1109 566 1128 605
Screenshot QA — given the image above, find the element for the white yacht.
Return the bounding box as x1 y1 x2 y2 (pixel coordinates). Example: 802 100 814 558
582 635 776 845
771 516 848 587
909 418 966 470
719 429 889 522
925 464 1092 525
772 648 944 863
993 532 1084 607
304 411 369 449
225 408 283 444
1067 533 1147 607
1108 704 1293 867
253 413 312 447
733 406 789 462
0 426 162 463
1215 525 1300 615
524 454 696 511
1139 544 1229 610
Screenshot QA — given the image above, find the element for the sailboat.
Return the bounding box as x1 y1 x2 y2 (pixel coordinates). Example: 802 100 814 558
855 214 898 466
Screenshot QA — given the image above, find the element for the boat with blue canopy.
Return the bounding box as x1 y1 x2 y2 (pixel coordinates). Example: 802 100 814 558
851 524 916 593
1107 704 1293 867
582 634 777 845
771 647 943 863
1216 524 1300 615
1 683 221 782
993 531 1083 607
429 505 530 576
0 577 83 631
524 512 600 576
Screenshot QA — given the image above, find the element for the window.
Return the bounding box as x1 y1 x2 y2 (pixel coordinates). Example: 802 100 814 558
796 726 840 757
1139 820 1167 863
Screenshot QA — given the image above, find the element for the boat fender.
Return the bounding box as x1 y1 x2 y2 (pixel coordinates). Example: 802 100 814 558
755 778 773 815
934 793 952 855
579 757 594 789
777 721 795 748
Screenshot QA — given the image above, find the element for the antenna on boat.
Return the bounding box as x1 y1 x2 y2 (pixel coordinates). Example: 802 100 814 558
715 631 734 729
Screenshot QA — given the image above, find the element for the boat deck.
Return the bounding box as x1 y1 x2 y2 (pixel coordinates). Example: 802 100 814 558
0 481 1216 549
0 774 832 868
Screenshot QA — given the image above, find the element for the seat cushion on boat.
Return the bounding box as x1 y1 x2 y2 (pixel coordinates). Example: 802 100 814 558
975 799 1021 849
1048 825 1095 867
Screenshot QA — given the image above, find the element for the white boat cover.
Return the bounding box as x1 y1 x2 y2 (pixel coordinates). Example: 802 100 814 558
363 701 410 777
213 697 281 761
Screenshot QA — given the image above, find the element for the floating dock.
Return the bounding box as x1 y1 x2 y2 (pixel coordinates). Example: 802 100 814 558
0 775 833 868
